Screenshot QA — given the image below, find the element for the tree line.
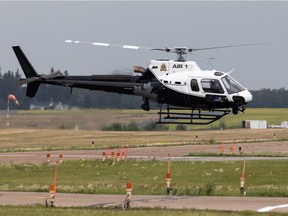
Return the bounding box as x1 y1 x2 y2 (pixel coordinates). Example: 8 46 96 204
0 68 287 109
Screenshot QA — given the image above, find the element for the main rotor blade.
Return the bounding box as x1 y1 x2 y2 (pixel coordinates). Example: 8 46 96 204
190 42 268 52
65 40 151 50
65 40 267 56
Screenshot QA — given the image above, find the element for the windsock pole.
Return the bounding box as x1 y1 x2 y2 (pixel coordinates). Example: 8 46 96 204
6 98 9 126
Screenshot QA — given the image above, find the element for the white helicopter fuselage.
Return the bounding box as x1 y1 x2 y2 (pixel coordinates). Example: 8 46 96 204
144 59 252 109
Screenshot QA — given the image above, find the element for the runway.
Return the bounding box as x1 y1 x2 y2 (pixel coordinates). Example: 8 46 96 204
0 191 288 213
1 141 288 213
0 141 288 164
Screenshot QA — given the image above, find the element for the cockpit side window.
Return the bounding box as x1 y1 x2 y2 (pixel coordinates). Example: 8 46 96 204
222 75 245 94
201 79 224 94
190 79 199 92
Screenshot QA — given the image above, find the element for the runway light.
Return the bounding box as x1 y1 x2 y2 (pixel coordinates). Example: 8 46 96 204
59 154 63 164
47 154 50 163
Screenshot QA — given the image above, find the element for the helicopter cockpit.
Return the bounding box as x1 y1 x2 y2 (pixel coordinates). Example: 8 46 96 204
221 75 245 94
200 74 246 95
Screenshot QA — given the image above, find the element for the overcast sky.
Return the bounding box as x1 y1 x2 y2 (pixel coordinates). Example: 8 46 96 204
0 1 287 90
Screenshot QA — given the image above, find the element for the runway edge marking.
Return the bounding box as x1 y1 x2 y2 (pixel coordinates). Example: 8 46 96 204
257 204 288 212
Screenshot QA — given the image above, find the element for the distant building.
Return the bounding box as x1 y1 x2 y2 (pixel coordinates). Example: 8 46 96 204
29 101 68 110
242 120 267 129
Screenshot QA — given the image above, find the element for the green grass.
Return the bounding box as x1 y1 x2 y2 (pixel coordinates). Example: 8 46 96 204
0 127 288 153
0 159 287 197
0 206 283 216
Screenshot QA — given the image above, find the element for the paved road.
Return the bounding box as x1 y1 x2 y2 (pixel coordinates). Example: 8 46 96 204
0 191 288 213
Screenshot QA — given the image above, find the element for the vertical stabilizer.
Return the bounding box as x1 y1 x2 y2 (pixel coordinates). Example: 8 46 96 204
13 46 40 97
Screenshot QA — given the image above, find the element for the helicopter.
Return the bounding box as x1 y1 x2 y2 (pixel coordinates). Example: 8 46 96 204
13 42 264 124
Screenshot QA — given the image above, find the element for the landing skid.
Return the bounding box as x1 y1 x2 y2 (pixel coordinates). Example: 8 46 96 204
157 106 231 125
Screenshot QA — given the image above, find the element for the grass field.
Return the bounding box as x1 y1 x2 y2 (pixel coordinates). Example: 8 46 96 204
0 128 287 152
0 159 287 197
0 206 283 216
1 108 288 130
0 108 287 214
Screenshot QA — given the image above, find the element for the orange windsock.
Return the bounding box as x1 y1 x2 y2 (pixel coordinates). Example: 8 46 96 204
8 94 19 106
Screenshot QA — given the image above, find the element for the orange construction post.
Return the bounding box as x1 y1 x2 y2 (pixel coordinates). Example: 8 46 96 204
230 139 235 155
124 182 132 209
46 163 58 207
240 159 246 196
125 145 129 159
121 146 125 160
166 154 172 195
106 145 109 160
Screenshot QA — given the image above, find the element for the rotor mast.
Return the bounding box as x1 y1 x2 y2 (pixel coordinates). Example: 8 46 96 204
174 47 189 62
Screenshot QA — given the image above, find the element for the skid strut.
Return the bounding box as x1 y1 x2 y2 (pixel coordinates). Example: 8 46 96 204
157 106 230 125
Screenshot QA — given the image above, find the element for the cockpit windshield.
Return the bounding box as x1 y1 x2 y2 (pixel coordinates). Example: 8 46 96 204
221 75 245 94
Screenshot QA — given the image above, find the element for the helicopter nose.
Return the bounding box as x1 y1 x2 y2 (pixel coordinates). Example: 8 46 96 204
243 90 253 103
